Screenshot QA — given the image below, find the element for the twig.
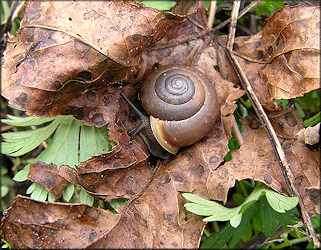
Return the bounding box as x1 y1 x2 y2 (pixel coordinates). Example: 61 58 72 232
207 1 217 28
232 116 244 146
226 0 241 51
225 49 320 248
213 0 263 32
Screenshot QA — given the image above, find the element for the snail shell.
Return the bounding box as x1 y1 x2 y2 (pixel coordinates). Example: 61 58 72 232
139 65 219 155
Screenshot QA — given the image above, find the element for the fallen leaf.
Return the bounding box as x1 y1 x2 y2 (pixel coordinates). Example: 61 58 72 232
219 5 320 110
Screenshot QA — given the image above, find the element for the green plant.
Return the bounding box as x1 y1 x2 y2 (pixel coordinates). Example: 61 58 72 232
1 114 114 205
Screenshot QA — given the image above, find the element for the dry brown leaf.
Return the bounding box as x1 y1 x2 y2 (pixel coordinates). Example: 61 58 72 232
1 1 184 123
1 195 120 249
218 5 320 110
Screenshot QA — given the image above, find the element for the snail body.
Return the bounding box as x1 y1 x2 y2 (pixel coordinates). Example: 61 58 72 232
121 65 219 159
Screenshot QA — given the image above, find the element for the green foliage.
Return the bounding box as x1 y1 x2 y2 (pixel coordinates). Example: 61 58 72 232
138 1 176 11
183 183 298 228
1 1 21 36
183 182 300 248
303 112 320 128
250 1 284 16
1 239 12 249
1 115 113 204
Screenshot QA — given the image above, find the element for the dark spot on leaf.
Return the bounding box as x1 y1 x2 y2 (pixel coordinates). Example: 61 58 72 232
89 232 97 242
78 71 92 81
68 17 72 21
92 113 105 126
295 175 303 183
126 176 134 187
44 177 52 186
257 50 264 60
193 165 205 177
263 173 272 184
277 122 284 131
15 78 22 84
86 91 96 102
54 80 62 90
113 162 121 168
209 156 219 163
163 213 173 221
74 39 88 54
28 59 36 68
283 143 292 150
284 112 297 127
157 48 171 58
29 13 41 22
249 118 260 129
173 175 183 182
87 206 100 219
300 162 308 170
16 92 27 103
267 46 273 56
163 175 171 184
132 34 141 42
99 59 108 68
214 65 220 72
254 41 261 48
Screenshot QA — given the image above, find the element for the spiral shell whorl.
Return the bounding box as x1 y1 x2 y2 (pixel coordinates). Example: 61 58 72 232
140 66 206 121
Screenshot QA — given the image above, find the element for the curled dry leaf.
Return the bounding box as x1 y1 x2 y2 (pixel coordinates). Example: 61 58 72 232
1 1 185 124
218 5 320 110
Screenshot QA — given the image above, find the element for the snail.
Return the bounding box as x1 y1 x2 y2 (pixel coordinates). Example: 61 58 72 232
121 65 219 159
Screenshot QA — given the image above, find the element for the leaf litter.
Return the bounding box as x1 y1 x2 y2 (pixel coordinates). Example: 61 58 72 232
1 1 320 248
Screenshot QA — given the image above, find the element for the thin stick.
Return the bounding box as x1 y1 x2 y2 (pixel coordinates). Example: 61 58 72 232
232 116 244 146
213 0 263 32
225 49 320 248
226 0 241 51
207 1 217 29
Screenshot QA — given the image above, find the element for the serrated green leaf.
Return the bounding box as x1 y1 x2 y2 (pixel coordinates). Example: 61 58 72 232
109 198 127 209
79 188 94 206
13 165 30 182
35 116 80 169
182 193 219 207
79 125 111 162
48 192 57 202
26 183 35 194
63 183 75 202
259 196 279 237
1 116 63 156
30 183 49 201
2 115 55 126
230 213 243 228
265 190 299 213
